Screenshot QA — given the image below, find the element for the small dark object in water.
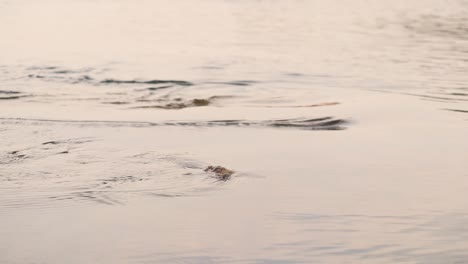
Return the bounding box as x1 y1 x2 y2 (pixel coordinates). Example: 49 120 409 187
79 75 93 81
135 98 211 109
160 103 189 109
204 166 234 180
192 98 210 106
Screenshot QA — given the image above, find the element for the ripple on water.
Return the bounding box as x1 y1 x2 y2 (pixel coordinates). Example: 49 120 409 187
1 64 346 113
444 108 468 114
0 116 350 131
265 212 468 263
0 140 237 209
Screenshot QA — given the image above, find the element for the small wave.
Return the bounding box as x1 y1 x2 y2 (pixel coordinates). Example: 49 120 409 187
163 117 348 130
8 65 265 89
145 85 174 91
249 102 340 108
21 65 194 88
0 137 94 165
101 79 193 86
0 90 21 94
444 109 468 114
0 94 29 100
404 14 468 41
0 116 349 130
206 80 257 86
0 95 24 100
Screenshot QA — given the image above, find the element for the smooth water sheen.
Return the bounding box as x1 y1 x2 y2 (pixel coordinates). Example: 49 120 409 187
1 0 468 263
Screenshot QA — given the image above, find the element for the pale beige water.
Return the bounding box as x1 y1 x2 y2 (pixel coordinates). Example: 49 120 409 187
1 0 468 263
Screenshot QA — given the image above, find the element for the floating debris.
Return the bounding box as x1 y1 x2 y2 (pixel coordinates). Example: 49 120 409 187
192 98 210 106
134 98 212 109
133 96 235 110
204 166 235 180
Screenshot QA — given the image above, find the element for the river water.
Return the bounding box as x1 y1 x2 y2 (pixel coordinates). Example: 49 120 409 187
1 0 468 263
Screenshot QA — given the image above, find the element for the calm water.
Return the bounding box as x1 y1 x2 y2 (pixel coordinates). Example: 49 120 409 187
1 0 468 263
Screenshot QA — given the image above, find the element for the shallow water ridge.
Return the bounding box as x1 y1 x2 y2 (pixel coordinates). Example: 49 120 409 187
1 0 468 263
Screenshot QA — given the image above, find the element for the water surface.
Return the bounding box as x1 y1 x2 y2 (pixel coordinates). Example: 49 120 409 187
1 0 468 263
